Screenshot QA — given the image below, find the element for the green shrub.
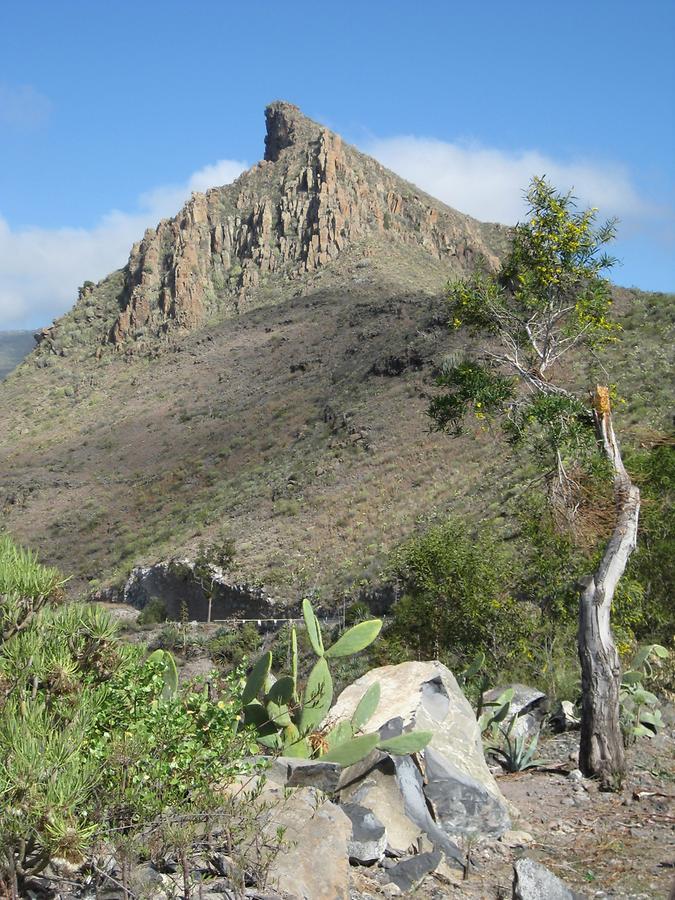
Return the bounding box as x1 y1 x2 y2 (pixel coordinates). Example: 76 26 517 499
0 533 66 642
624 438 675 642
0 600 257 891
386 518 534 672
137 596 168 625
208 622 262 668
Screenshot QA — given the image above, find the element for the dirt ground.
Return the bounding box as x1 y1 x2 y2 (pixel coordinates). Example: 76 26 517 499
350 721 675 899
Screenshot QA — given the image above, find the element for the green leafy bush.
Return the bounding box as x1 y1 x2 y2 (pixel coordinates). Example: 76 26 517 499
136 595 168 625
0 533 66 642
0 537 258 892
620 643 669 741
386 518 534 672
624 439 675 642
209 622 262 667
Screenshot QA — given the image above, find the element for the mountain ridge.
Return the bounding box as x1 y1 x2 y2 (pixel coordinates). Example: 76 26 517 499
29 101 510 362
1 104 672 601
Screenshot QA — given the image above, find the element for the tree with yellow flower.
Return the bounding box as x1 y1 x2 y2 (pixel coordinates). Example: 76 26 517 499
429 176 639 786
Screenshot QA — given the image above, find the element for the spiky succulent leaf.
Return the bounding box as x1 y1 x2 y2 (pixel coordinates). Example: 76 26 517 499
281 723 312 758
147 649 178 699
267 675 295 706
324 620 382 658
256 732 282 750
243 701 278 738
161 651 179 699
462 652 486 681
632 642 669 670
291 625 298 693
632 688 658 706
377 730 433 755
266 700 292 728
631 723 653 738
242 652 272 705
351 682 381 731
299 657 333 732
302 598 324 657
321 733 380 766
325 719 354 751
639 709 662 728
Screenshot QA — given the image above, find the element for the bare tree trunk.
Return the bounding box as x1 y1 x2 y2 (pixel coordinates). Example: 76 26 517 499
578 386 640 785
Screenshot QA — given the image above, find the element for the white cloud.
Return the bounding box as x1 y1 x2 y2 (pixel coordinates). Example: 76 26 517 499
0 159 247 330
363 135 652 226
0 82 52 129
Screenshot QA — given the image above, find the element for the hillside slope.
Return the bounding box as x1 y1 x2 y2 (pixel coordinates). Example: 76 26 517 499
0 104 672 599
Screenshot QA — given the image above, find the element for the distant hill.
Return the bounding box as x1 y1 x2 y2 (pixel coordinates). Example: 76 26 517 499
0 103 672 600
0 331 34 380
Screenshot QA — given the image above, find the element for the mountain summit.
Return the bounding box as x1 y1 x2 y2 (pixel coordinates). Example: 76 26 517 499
64 102 507 350
11 103 666 601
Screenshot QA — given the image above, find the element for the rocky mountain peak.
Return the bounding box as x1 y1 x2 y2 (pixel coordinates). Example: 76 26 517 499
42 103 508 351
264 101 321 162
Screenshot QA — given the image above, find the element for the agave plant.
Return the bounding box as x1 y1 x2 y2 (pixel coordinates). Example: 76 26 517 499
241 599 432 765
487 711 542 773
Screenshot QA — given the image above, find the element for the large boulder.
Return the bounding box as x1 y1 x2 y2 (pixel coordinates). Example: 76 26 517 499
549 699 580 733
329 661 512 839
262 785 352 900
340 756 423 856
268 756 342 792
340 802 387 864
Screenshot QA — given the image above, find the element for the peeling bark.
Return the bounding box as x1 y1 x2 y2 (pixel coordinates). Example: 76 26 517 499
578 386 640 784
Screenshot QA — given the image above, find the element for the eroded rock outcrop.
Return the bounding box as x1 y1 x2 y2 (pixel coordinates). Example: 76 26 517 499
122 558 280 621
329 661 512 841
107 101 508 345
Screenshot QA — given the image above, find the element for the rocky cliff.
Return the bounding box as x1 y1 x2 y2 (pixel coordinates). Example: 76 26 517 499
107 102 508 345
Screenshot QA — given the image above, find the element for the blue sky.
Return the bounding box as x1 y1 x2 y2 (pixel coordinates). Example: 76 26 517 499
1 0 673 329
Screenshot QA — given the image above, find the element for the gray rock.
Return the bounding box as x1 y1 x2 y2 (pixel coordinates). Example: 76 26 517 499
339 757 422 856
262 786 352 899
483 684 548 740
423 746 511 837
340 801 387 864
269 756 342 792
550 700 581 733
126 862 165 896
123 558 279 621
244 892 286 900
513 858 586 899
390 753 464 867
329 661 512 839
500 829 534 848
386 850 442 893
200 882 238 898
336 747 387 791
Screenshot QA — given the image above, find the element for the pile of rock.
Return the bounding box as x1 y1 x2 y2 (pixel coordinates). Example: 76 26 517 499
27 662 586 899
257 660 515 897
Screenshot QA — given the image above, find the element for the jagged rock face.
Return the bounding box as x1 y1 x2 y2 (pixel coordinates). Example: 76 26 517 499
108 101 508 345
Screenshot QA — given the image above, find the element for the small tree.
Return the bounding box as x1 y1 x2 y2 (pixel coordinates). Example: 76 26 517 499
429 177 639 785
